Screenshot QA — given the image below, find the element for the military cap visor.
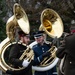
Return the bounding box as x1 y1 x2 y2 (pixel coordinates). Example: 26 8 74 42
34 31 44 38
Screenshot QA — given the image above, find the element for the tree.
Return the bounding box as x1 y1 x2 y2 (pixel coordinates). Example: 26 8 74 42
0 0 75 41
0 0 7 42
6 0 75 32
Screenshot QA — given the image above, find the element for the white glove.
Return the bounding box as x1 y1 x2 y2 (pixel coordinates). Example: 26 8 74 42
22 59 30 67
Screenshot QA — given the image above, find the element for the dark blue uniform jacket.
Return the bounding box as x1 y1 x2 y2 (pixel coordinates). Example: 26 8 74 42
32 43 57 75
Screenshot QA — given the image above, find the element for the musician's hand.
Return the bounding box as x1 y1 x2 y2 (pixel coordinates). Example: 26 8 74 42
22 59 30 67
42 52 51 58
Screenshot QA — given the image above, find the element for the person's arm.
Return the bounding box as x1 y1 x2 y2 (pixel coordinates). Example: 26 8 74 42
9 44 23 67
56 40 66 59
6 60 33 74
33 50 51 66
32 51 42 65
7 44 33 74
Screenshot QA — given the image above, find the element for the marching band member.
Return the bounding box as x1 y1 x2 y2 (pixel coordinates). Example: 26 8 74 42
56 24 75 75
32 30 57 75
6 30 33 75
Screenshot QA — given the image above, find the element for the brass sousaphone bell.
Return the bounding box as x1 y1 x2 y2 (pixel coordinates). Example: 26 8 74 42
32 8 64 71
0 3 34 73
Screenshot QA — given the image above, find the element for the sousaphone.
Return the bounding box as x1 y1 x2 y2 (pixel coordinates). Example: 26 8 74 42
31 8 64 71
0 3 33 73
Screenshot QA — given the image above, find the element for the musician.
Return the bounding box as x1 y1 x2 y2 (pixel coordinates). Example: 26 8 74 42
56 24 75 75
32 30 57 75
6 30 33 75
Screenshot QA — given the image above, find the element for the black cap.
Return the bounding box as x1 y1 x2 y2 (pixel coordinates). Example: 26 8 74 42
18 30 30 37
33 31 44 38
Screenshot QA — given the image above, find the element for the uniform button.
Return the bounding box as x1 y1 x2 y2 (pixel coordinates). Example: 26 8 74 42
42 48 45 52
43 50 45 52
42 48 44 50
70 61 72 64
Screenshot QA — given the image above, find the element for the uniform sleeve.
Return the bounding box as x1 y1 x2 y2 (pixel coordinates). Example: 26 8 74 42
32 44 51 66
56 40 66 59
32 50 44 66
9 44 23 67
6 60 33 75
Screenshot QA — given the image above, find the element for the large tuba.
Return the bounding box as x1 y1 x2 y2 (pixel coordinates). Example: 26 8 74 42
32 8 64 71
0 3 34 73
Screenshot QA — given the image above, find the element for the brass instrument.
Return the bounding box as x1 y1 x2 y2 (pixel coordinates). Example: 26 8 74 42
40 46 57 66
32 8 63 71
19 46 34 61
40 8 63 38
59 55 66 74
0 3 33 73
6 3 30 41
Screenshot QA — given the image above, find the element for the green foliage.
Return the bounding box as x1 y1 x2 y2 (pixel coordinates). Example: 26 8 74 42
0 19 6 42
0 0 7 42
0 0 75 42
